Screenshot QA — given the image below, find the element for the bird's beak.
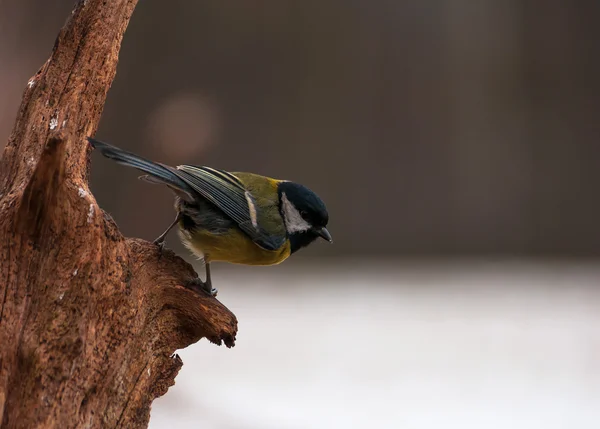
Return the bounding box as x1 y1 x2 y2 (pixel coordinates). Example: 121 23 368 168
317 227 333 243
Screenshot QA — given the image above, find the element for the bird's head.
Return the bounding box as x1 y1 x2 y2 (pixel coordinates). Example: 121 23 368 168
278 181 331 254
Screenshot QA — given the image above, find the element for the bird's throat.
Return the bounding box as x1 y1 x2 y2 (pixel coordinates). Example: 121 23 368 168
288 231 318 254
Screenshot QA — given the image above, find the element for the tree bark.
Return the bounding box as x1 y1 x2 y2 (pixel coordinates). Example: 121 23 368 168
0 1 237 428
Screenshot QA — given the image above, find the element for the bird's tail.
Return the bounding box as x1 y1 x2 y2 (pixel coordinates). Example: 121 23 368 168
88 137 193 198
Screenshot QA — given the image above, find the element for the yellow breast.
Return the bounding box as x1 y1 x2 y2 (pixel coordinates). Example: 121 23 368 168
179 227 291 266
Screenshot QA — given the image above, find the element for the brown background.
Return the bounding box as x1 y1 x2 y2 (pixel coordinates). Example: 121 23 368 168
2 0 599 259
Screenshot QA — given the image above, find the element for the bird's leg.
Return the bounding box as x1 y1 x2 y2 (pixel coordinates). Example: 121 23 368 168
153 213 181 252
203 261 218 297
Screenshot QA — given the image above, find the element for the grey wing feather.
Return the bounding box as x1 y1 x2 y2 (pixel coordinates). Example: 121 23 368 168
176 166 285 251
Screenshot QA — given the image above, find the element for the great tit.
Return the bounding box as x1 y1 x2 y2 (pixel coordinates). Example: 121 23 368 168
88 138 332 295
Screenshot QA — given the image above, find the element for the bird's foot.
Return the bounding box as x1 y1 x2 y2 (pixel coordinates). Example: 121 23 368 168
153 237 166 259
185 278 218 297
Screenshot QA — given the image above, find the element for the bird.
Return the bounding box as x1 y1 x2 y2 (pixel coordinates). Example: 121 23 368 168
88 137 332 296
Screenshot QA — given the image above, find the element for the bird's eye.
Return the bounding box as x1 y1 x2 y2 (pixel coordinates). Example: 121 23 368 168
300 210 308 217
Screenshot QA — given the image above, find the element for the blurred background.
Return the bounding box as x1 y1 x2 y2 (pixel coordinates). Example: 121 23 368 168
2 1 600 428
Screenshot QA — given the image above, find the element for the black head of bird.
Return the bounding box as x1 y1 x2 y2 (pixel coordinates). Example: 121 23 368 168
88 137 332 296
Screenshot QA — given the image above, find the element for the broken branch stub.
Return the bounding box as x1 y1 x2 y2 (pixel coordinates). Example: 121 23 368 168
0 1 237 428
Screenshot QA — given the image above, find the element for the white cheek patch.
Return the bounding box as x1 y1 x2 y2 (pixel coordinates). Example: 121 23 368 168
281 192 311 233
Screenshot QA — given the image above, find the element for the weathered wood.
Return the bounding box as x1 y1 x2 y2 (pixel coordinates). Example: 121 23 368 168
0 1 237 428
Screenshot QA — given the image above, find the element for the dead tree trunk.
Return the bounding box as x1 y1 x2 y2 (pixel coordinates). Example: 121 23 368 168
0 1 237 428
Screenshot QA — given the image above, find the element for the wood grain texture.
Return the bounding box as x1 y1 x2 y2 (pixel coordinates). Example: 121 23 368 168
0 1 237 428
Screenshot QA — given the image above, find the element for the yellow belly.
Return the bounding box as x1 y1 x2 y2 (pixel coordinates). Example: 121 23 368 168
179 227 291 265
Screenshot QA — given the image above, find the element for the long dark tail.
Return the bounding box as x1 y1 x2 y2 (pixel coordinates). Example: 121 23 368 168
88 138 194 199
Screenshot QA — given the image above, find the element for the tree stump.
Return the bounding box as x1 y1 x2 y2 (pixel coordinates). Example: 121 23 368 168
0 1 237 428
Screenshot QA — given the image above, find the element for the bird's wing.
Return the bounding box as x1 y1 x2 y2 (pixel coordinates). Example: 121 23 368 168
176 165 286 251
